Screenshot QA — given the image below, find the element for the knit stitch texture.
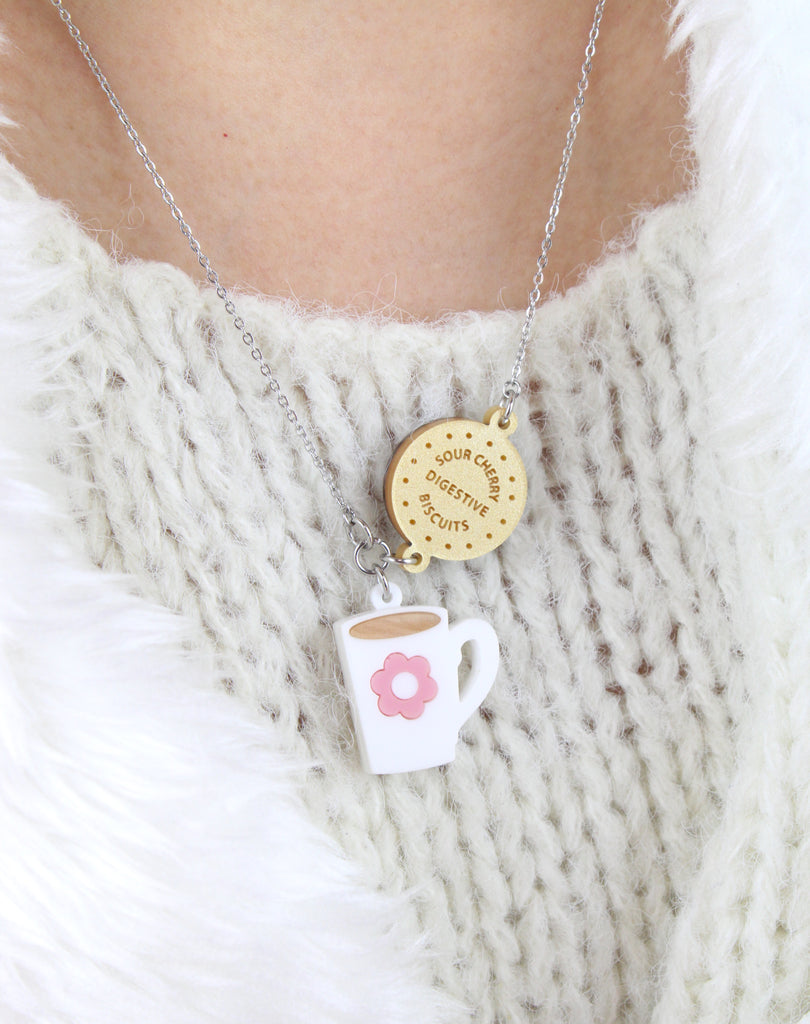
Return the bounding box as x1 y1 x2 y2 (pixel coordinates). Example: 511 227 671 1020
0 171 761 1020
1 1 810 1021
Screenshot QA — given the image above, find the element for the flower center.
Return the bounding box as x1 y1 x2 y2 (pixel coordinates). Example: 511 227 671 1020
390 672 421 701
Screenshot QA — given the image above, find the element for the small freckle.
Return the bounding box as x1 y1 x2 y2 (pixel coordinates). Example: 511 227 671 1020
486 532 493 539
445 543 452 550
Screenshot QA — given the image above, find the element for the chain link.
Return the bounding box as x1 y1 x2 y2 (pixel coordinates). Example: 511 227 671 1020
48 0 388 566
500 0 607 422
49 0 606 575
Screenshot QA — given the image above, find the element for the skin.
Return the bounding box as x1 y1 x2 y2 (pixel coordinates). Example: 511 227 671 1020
1 1 688 320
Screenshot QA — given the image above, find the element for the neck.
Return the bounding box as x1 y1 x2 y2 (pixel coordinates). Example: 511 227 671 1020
6 0 687 319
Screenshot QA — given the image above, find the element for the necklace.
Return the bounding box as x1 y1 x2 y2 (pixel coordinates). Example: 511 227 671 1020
51 0 606 774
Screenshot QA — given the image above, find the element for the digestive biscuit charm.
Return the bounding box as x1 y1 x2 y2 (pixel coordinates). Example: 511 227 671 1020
384 407 527 572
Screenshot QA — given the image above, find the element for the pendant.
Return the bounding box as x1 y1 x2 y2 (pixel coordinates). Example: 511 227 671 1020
333 584 499 774
384 407 527 572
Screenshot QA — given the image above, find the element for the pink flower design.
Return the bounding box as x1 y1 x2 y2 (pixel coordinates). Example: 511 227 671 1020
370 652 438 720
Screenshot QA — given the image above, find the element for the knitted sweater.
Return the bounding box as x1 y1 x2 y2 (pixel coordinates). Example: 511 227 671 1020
1 2 809 1023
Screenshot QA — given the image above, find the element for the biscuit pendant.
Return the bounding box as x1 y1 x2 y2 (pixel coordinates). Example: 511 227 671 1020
384 407 527 572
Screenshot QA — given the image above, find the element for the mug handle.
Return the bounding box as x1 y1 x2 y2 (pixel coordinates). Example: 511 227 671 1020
449 618 500 727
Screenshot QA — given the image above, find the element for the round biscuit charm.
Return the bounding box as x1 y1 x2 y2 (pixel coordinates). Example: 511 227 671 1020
384 407 527 572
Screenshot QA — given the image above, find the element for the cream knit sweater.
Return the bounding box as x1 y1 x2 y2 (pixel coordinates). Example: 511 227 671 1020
1 2 809 1023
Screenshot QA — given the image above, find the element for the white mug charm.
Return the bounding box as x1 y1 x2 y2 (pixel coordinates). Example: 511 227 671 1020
333 584 499 774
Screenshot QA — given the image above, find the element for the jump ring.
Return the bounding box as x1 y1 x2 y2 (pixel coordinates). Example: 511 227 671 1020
353 537 392 576
346 517 374 549
374 566 392 601
500 381 521 426
388 553 421 566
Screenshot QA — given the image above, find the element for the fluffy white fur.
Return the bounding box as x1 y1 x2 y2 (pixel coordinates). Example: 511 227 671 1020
0 94 465 1017
651 3 810 1018
0 154 460 1022
1 1 809 1022
0 457 460 1024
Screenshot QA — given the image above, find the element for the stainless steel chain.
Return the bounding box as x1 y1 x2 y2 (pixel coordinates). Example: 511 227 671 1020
500 0 606 423
49 0 605 582
48 0 400 581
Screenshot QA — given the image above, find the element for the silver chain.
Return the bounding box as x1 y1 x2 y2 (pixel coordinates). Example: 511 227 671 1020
500 0 606 423
49 0 605 580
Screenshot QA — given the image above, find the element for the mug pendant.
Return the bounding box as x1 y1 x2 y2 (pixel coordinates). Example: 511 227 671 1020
384 406 527 572
333 584 500 774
